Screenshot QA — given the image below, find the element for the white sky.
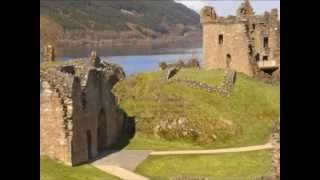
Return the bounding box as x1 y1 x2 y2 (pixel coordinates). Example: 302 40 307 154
175 0 280 18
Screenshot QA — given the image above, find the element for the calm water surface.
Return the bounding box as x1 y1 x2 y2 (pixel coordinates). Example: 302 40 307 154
62 48 203 76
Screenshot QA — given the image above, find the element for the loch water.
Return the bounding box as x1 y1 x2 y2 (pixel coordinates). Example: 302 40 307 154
61 48 203 76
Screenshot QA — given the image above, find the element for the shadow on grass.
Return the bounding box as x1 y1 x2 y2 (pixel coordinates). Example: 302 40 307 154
89 109 136 162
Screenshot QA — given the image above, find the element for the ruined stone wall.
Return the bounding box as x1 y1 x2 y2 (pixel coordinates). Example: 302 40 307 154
40 60 127 166
250 14 279 64
40 65 78 165
201 1 280 78
71 66 125 165
40 80 72 164
203 23 253 76
170 70 236 96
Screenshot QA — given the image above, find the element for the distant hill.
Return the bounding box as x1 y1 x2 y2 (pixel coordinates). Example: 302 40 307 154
40 0 202 56
40 0 200 32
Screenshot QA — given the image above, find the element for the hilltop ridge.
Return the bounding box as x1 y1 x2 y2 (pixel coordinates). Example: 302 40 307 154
40 0 202 55
40 0 200 32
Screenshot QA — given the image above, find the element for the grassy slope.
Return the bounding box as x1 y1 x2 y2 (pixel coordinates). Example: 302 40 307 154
135 150 272 180
40 156 120 180
113 69 280 150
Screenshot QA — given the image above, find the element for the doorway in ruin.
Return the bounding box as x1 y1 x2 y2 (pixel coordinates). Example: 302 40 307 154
255 53 260 62
98 108 107 152
263 37 269 48
86 130 92 159
248 45 253 56
218 34 223 45
226 54 231 68
262 68 277 76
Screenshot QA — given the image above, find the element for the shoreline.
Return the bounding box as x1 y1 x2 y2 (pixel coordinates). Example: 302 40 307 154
56 47 203 60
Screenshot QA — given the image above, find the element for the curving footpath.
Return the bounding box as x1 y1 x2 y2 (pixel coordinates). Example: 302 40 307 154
91 143 273 180
150 143 273 156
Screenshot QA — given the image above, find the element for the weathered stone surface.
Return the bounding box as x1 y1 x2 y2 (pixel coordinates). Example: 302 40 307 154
200 6 217 24
43 44 55 62
40 58 129 166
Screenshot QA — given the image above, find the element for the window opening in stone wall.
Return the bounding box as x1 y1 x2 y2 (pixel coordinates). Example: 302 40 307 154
255 53 260 61
252 24 256 30
218 34 223 45
226 54 231 68
249 45 253 56
86 130 92 159
262 69 275 76
245 24 249 32
263 37 269 48
263 56 268 61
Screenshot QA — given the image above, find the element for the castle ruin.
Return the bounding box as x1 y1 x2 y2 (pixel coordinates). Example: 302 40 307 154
200 0 280 78
40 54 130 166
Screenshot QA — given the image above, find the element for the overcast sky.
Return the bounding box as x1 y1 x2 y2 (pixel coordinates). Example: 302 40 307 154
175 0 280 18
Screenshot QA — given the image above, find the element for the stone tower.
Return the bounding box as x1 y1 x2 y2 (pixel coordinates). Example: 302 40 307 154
201 0 280 77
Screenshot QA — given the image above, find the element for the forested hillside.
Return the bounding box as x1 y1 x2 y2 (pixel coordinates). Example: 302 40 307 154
40 0 200 32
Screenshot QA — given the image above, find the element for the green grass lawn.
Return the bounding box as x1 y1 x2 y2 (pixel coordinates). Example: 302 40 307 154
135 150 273 180
40 156 120 180
113 69 280 150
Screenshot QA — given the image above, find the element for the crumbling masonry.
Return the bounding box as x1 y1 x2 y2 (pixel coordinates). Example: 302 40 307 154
43 45 55 62
40 57 129 166
200 0 280 78
170 70 236 96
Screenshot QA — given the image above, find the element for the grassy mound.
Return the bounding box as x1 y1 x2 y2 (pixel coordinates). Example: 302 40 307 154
40 156 120 180
135 150 272 180
113 69 279 149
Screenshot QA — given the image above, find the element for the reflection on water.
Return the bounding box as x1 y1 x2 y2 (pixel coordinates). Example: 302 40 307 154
61 48 203 76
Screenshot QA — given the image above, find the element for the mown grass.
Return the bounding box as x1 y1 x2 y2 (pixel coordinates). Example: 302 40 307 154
135 150 273 180
40 156 120 180
113 69 279 150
